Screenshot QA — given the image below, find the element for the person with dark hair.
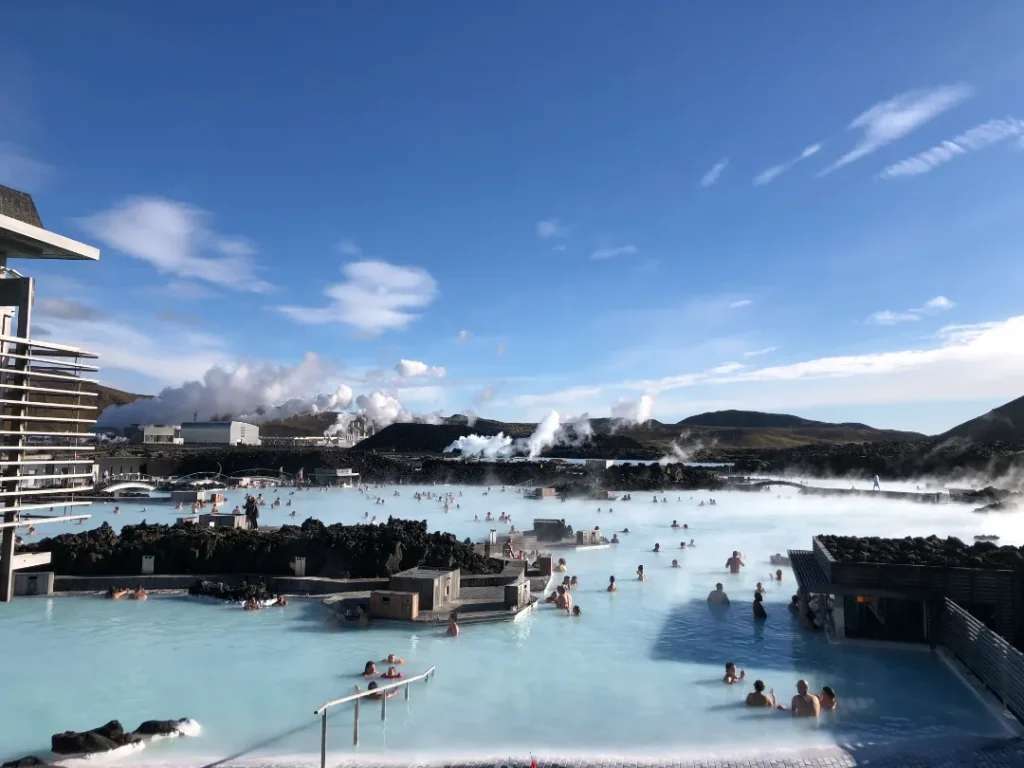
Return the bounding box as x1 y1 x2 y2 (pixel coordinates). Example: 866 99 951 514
820 686 838 711
723 662 745 684
745 680 775 707
753 591 767 620
607 575 617 592
363 661 377 677
707 583 730 606
446 611 460 637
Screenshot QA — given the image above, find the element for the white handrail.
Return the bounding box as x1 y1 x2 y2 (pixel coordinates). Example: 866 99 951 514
314 665 436 715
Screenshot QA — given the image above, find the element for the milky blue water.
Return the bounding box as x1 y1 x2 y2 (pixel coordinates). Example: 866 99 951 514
2 483 1018 765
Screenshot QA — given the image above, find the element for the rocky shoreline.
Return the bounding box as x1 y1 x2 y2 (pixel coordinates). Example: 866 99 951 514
19 518 501 578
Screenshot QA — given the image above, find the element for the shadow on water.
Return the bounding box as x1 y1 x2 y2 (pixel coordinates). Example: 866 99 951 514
651 599 1009 745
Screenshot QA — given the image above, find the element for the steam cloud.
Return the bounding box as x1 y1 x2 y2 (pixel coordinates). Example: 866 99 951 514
99 353 352 428
611 394 655 427
445 410 593 459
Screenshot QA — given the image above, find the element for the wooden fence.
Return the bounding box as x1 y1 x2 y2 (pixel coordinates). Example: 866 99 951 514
941 598 1024 721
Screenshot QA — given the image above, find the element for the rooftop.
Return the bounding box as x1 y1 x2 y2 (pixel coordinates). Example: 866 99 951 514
0 184 99 261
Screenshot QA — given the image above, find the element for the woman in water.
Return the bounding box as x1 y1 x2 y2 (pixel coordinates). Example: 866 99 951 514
819 686 839 711
607 575 617 592
381 666 403 679
723 662 745 684
753 591 767 620
636 564 645 581
447 612 460 637
363 661 377 677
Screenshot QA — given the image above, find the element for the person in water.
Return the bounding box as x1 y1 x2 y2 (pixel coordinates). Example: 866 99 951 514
363 661 377 677
671 520 680 528
707 583 730 605
636 564 645 581
381 666 403 679
723 662 745 684
755 582 765 594
725 550 745 574
367 681 398 699
775 569 784 582
745 679 776 707
611 533 620 544
652 543 661 553
753 591 767 620
607 575 617 592
572 605 582 617
819 686 838 711
679 541 687 549
569 575 579 590
671 559 680 568
447 611 460 637
788 595 800 614
382 653 405 665
780 680 821 717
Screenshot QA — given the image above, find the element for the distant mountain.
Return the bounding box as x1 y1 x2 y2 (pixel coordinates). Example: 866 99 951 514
96 384 148 415
679 410 822 428
940 395 1024 444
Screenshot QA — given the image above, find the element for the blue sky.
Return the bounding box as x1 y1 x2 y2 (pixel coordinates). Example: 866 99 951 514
3 2 1024 434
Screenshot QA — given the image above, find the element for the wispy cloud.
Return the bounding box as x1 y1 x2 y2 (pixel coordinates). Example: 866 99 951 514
0 142 53 190
880 117 1024 179
35 297 106 322
753 143 822 185
700 158 729 188
729 299 752 309
536 218 567 240
456 329 471 344
79 197 272 292
337 239 362 256
867 295 955 325
821 85 972 175
591 244 638 261
277 260 438 334
743 346 777 358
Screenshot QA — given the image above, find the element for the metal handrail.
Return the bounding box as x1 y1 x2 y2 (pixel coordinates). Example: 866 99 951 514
312 665 436 765
0 334 97 357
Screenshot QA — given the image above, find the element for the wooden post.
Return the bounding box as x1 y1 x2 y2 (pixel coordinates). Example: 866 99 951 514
320 709 327 768
353 697 360 746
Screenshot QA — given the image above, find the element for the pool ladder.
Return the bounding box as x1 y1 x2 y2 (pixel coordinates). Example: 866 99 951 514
312 665 436 766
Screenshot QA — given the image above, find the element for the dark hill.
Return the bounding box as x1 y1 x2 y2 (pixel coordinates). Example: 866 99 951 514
356 423 493 453
679 410 821 428
940 395 1024 444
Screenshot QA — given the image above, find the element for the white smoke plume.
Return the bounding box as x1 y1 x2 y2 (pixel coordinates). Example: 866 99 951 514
100 353 351 428
445 410 593 459
658 431 714 466
611 394 655 429
446 432 515 459
526 410 562 458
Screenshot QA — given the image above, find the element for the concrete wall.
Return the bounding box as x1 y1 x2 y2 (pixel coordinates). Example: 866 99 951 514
53 574 389 595
369 590 419 620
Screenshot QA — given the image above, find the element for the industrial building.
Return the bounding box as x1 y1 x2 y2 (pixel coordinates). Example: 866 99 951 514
126 424 183 445
181 420 261 446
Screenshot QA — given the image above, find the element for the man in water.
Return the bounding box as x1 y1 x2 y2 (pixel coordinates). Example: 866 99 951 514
607 575 617 592
745 680 775 707
725 550 745 574
446 612 460 637
782 680 821 717
707 583 730 605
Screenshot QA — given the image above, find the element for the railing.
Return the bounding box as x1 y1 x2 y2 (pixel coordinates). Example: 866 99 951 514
0 333 96 600
312 666 436 766
940 598 1024 721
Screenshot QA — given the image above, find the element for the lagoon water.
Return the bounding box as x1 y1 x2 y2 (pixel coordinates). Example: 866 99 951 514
2 482 1020 765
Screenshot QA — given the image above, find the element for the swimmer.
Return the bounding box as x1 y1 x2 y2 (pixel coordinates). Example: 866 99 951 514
723 662 745 684
607 575 617 592
572 605 582 617
636 564 645 581
367 681 398 699
753 591 767 620
447 611 460 637
775 569 783 582
382 653 405 664
671 559 680 568
680 541 687 549
363 661 378 677
611 534 620 544
707 582 730 606
381 666 403 679
652 543 661 553
819 686 838 712
755 582 766 594
725 550 745 574
782 680 820 717
671 520 680 528
569 575 578 590
745 680 776 707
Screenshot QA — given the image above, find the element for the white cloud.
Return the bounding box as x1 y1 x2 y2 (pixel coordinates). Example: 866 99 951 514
729 299 752 309
456 329 471 344
536 218 567 239
700 158 729 188
35 297 105 321
395 359 446 379
79 197 271 292
591 244 638 261
710 362 745 375
880 117 1024 179
753 142 823 185
868 295 955 325
165 280 216 300
277 260 438 334
744 346 778 358
821 85 972 175
0 142 52 190
337 239 362 256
